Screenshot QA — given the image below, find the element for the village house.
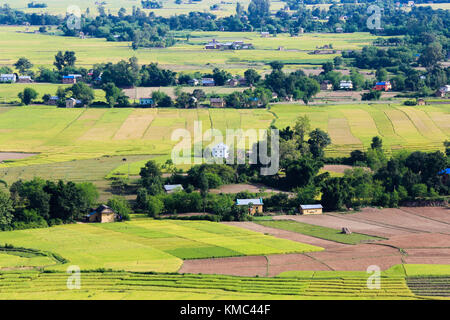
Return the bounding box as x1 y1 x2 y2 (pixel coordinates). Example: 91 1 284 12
140 98 155 107
0 74 17 83
417 98 426 105
18 76 33 83
435 85 450 98
202 78 215 86
374 81 392 91
238 77 247 86
205 39 253 50
62 75 77 84
236 198 264 215
188 78 199 86
339 80 353 90
211 142 229 159
438 168 449 184
336 27 344 33
87 205 116 223
300 204 323 215
249 97 263 107
210 97 225 108
65 98 81 108
227 78 239 87
260 31 270 38
320 80 333 91
164 184 184 194
271 92 278 100
47 96 59 105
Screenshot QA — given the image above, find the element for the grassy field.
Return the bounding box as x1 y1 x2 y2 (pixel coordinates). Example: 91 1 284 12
271 103 449 156
0 26 381 72
2 0 287 18
255 220 384 245
0 219 322 272
0 103 447 178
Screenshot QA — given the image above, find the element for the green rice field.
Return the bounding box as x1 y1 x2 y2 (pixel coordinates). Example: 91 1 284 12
255 220 385 244
0 219 322 272
0 264 448 300
0 103 447 180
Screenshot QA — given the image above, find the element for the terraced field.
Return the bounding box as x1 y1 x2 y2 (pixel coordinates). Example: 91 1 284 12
272 104 449 156
0 103 447 177
0 270 418 300
0 219 322 272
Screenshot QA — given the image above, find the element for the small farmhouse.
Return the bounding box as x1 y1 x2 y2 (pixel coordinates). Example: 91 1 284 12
65 98 81 108
18 76 33 83
0 74 17 83
339 80 353 90
47 96 59 105
164 184 184 193
417 98 426 105
227 78 239 87
188 78 199 86
300 204 323 215
236 198 263 215
202 78 215 86
62 75 77 84
374 81 392 91
320 80 333 90
435 85 450 98
211 143 229 158
210 97 225 108
87 205 116 223
140 98 155 107
260 32 270 38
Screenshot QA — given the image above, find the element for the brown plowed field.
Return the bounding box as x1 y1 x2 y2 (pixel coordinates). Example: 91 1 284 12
180 207 450 276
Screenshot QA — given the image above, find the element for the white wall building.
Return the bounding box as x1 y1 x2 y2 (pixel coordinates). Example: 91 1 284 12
0 74 17 83
211 143 229 159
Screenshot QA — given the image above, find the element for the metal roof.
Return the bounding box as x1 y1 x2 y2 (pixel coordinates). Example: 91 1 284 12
164 184 184 192
300 204 323 210
236 198 263 206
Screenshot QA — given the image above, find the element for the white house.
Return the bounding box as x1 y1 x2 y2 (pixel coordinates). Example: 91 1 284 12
164 184 184 193
211 143 229 159
0 74 17 83
339 80 353 90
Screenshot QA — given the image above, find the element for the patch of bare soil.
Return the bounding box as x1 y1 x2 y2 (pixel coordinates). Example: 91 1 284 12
179 207 450 276
210 183 292 195
0 152 37 162
178 256 268 277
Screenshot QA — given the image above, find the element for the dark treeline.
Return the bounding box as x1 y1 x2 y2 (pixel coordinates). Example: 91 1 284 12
0 178 132 231
0 5 61 25
2 2 448 48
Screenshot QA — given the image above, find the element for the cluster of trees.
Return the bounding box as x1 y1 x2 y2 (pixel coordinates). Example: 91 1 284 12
0 4 60 25
133 114 448 218
132 161 251 220
313 59 369 91
263 62 320 103
0 179 99 230
344 38 449 93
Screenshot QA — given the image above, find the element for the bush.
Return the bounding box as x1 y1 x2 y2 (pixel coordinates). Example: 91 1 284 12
107 196 132 221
